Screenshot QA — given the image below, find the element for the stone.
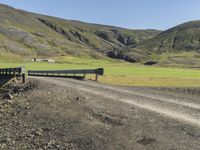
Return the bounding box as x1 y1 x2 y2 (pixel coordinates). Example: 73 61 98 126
35 129 43 136
5 93 13 100
47 140 56 147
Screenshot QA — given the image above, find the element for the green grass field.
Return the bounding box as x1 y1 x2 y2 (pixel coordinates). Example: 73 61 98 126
1 56 200 87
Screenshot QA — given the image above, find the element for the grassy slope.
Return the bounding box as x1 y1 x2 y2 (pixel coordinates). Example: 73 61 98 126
1 3 200 68
128 21 200 66
0 3 160 60
1 57 200 87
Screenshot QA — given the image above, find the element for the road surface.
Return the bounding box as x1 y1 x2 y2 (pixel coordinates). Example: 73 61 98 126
1 77 200 149
38 77 200 127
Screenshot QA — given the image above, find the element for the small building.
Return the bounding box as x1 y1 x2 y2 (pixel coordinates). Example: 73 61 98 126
32 58 56 63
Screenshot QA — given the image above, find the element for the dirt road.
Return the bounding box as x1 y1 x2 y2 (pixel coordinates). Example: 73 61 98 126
1 77 200 149
39 77 200 127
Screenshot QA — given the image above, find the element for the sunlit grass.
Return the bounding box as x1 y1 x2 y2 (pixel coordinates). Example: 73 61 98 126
1 56 200 87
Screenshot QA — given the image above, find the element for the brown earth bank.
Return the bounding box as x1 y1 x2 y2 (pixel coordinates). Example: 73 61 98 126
0 77 200 150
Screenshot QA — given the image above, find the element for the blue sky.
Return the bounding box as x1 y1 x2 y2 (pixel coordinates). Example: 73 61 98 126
0 0 199 30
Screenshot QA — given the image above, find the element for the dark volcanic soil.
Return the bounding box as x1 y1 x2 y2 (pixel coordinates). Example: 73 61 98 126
0 78 200 150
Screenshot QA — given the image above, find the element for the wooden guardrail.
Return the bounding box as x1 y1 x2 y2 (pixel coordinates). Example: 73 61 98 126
28 68 104 81
0 67 26 85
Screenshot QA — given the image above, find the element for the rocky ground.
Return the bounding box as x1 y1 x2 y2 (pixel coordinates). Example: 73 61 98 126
0 78 200 150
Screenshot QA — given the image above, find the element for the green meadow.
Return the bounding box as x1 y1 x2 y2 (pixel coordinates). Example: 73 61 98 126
1 56 200 87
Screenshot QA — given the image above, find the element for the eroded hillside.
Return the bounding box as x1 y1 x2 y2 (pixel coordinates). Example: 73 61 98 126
0 3 160 61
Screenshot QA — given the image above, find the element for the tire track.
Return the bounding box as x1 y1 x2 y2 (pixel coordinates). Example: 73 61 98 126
35 77 200 127
57 78 200 110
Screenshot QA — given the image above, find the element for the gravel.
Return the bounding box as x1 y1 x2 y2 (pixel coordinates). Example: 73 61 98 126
0 78 200 150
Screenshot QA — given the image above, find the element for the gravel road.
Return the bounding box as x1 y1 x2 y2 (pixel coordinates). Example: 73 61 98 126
1 77 200 149
38 77 200 128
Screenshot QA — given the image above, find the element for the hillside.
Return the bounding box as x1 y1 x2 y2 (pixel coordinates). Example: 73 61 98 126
97 20 200 65
135 21 200 52
0 3 160 61
1 3 200 67
127 21 200 67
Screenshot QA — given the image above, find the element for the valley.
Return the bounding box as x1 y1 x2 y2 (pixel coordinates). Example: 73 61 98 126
0 4 200 67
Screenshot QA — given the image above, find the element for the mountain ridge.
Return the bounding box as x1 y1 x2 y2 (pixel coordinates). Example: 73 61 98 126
0 3 160 61
0 3 200 67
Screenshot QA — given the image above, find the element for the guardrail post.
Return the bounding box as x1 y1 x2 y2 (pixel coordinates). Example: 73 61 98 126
22 67 26 83
22 73 25 83
83 74 86 80
13 71 16 82
95 74 98 81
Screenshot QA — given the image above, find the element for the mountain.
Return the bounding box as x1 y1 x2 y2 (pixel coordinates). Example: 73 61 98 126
1 3 200 67
134 21 200 52
0 3 160 61
95 20 200 65
125 21 200 67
